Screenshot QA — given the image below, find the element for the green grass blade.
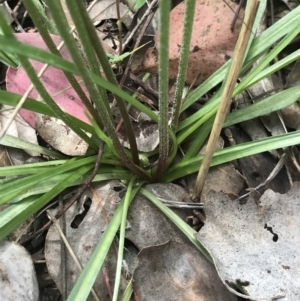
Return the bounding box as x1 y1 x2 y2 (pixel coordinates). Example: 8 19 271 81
165 130 300 181
46 0 142 173
69 0 140 164
181 3 300 112
0 157 96 205
0 36 157 122
223 86 300 127
30 0 58 34
181 85 300 159
236 24 300 94
22 0 100 127
177 50 300 143
0 134 67 159
0 90 95 135
7 170 132 203
66 186 141 301
245 48 300 89
120 279 133 301
112 177 136 301
0 164 93 241
0 160 69 176
171 0 197 132
140 188 212 263
0 155 124 177
0 14 97 149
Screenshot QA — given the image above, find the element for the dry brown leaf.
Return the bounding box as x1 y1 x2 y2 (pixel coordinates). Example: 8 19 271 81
133 241 238 301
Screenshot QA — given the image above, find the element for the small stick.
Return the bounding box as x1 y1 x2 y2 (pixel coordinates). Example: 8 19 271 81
230 0 244 31
47 210 101 301
192 0 260 201
239 152 287 201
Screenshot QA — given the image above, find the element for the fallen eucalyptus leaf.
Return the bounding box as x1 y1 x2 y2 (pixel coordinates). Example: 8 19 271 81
196 183 300 300
133 241 237 301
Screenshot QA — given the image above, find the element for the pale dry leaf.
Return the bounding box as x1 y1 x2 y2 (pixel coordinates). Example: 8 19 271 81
117 116 159 152
0 105 39 157
186 137 245 197
0 240 39 301
126 183 191 249
281 102 300 130
187 163 245 200
196 183 300 300
246 76 287 136
228 126 290 193
89 0 133 28
45 181 129 301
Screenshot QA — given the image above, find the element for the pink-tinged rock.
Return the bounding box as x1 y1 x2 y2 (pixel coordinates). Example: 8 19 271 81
136 0 244 85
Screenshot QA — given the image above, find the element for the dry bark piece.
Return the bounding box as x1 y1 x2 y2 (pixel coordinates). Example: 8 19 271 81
135 0 244 85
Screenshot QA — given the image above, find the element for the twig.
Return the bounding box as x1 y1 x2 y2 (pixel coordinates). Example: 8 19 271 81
239 152 287 201
47 210 101 301
129 72 159 99
115 0 123 55
192 0 260 201
121 0 158 51
230 0 244 31
114 6 157 131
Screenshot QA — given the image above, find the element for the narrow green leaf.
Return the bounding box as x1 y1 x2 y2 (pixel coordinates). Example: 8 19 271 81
223 86 300 127
0 134 67 159
69 0 140 165
0 36 157 122
165 131 300 181
181 3 300 113
140 188 213 263
22 0 100 127
120 279 133 301
0 15 97 149
66 186 141 301
8 170 132 203
0 90 95 135
112 177 136 301
171 0 197 132
30 0 58 34
0 157 95 205
0 164 92 241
